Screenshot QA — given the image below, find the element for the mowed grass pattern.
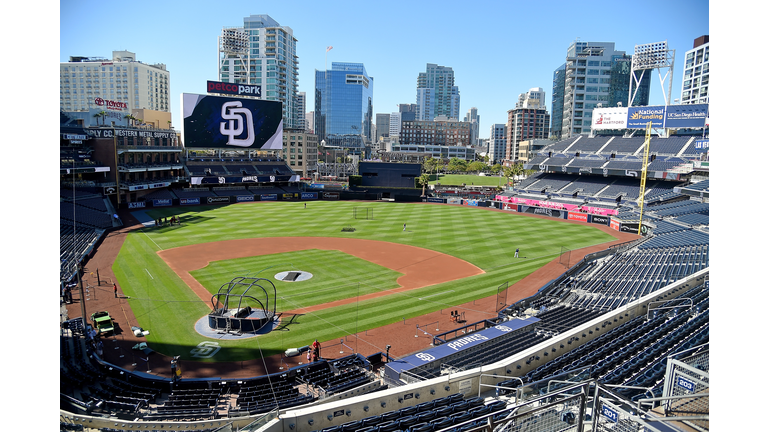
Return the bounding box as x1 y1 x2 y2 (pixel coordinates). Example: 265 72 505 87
114 201 616 361
191 250 404 312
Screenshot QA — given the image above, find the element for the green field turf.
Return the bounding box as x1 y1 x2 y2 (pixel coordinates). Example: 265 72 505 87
190 249 404 312
432 174 507 187
113 201 616 362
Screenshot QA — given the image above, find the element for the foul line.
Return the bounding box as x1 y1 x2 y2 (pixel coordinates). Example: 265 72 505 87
145 269 154 280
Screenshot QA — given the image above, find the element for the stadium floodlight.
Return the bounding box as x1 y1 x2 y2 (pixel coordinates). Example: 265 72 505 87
218 27 250 84
629 41 675 107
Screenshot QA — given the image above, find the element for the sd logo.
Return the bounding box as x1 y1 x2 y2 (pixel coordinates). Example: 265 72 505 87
190 341 221 359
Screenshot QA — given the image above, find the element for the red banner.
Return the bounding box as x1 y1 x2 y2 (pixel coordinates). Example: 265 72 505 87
496 196 618 216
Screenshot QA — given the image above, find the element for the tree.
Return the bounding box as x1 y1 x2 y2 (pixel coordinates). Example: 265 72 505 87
417 173 430 197
468 161 485 173
490 164 502 176
93 110 107 126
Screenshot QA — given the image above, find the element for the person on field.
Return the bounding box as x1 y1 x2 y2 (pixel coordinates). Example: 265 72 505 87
403 223 406 231
514 248 519 258
114 283 118 298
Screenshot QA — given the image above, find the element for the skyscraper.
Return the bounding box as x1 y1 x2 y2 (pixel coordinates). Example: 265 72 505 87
488 124 507 164
554 41 649 138
314 62 374 153
681 36 709 104
375 113 390 141
550 64 566 139
416 64 460 121
218 14 300 129
464 107 480 147
296 92 307 131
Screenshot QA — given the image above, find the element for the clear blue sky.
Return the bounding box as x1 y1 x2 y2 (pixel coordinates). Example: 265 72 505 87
59 0 709 137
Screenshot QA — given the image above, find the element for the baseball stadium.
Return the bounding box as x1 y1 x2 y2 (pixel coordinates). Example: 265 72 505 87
59 99 709 432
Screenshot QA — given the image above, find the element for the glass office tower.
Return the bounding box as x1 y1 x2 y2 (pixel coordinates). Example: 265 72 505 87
315 62 374 153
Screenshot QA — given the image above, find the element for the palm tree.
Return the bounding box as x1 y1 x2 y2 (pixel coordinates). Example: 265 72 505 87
93 110 107 126
418 173 430 197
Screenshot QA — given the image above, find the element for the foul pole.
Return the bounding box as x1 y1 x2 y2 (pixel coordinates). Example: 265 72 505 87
637 122 652 235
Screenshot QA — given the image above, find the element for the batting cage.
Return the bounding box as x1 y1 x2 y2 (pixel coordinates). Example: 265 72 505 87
208 276 277 334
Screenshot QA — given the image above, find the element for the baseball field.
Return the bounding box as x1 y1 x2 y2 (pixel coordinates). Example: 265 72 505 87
112 200 617 363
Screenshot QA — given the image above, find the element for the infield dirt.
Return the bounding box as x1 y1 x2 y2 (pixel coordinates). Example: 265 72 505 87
65 204 639 379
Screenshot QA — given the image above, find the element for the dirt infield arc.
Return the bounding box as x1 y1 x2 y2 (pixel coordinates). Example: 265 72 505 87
157 237 485 314
68 206 640 379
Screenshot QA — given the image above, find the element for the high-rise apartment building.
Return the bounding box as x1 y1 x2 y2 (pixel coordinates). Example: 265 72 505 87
218 14 300 129
681 36 709 104
416 64 460 121
314 62 374 153
296 92 307 131
488 124 507 164
389 112 402 138
554 41 650 138
463 107 480 147
550 64 566 139
507 89 550 161
60 50 170 113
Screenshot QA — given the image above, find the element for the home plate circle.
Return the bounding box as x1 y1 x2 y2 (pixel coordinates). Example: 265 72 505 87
275 271 313 282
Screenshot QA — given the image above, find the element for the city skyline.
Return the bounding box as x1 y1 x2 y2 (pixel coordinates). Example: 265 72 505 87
60 1 709 137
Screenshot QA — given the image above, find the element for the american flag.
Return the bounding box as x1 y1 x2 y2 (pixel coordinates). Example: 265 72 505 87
326 46 333 52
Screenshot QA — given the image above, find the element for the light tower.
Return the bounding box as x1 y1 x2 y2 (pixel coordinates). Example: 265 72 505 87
629 41 675 107
218 27 250 83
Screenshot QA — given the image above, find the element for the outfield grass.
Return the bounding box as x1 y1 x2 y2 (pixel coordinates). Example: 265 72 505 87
432 174 507 187
113 201 616 362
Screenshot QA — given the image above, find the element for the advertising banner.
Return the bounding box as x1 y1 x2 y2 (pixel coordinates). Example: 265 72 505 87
610 219 621 231
620 222 650 235
191 175 293 185
627 106 665 129
427 197 446 203
521 206 565 219
205 196 230 205
309 183 325 189
282 193 298 200
446 197 463 205
323 192 340 200
152 199 172 207
236 195 255 202
207 80 262 97
694 139 709 150
567 212 588 222
463 199 480 206
590 214 611 226
502 203 517 211
181 93 282 150
495 196 618 216
591 107 629 130
301 192 318 200
180 197 200 205
664 104 708 128
261 194 277 201
128 201 146 209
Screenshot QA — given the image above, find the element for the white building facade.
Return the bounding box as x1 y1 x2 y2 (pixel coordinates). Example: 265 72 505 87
681 36 709 104
488 124 507 164
60 50 170 113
